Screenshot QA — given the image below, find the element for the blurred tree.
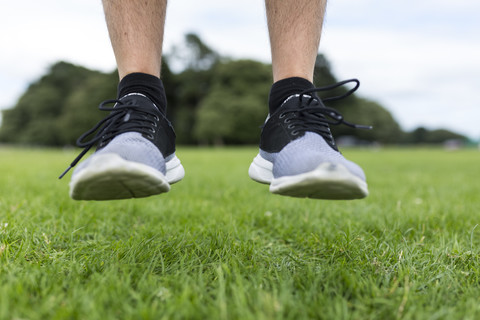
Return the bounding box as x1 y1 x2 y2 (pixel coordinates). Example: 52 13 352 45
57 71 118 145
330 97 404 144
407 127 428 144
165 33 223 143
313 53 338 86
170 67 216 144
403 127 467 144
194 59 271 144
1 34 467 146
0 62 95 145
167 33 220 71
425 129 467 143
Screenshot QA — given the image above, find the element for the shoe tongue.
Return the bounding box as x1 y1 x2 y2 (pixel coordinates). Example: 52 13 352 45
118 93 160 112
280 93 321 111
278 94 330 126
280 94 300 107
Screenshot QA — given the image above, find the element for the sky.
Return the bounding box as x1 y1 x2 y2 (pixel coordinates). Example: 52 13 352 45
1 0 479 139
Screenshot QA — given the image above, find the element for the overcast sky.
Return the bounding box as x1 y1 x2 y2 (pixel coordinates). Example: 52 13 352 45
1 0 479 139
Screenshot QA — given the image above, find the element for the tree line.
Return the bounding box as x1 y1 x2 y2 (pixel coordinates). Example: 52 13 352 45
0 34 467 146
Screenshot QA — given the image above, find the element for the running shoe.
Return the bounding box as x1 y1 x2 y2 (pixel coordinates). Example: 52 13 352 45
249 79 371 199
59 93 184 200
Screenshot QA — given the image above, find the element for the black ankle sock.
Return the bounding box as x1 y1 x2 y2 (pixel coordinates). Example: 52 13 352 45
268 77 315 114
118 73 167 114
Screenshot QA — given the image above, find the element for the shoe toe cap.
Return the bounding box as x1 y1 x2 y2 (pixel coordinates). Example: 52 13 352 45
72 132 166 179
270 133 366 181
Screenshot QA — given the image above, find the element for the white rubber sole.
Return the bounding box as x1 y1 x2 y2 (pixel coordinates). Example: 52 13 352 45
249 154 368 200
70 153 185 201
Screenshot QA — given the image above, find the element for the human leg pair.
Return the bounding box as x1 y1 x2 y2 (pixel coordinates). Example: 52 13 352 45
60 0 369 200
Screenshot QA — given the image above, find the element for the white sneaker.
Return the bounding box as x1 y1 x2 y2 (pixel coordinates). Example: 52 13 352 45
60 93 184 200
249 79 370 200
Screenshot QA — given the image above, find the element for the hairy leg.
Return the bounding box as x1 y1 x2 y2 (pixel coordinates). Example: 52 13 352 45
102 0 167 79
265 0 327 82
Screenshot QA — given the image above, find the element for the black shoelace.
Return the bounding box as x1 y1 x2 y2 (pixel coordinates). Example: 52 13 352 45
279 79 372 145
59 99 160 179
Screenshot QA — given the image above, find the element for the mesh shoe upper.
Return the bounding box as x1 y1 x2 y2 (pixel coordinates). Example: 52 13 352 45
260 132 366 180
72 132 168 176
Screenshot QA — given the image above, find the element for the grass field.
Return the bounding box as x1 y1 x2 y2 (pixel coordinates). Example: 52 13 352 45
1 146 480 319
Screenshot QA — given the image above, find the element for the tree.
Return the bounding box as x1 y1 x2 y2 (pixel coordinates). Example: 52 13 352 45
57 71 118 145
167 33 220 71
0 62 96 145
313 54 338 86
2 34 465 147
329 97 404 144
425 129 467 143
403 127 467 144
164 34 222 144
194 59 271 144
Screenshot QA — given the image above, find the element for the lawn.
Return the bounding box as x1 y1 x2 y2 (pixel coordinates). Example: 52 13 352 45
0 146 480 319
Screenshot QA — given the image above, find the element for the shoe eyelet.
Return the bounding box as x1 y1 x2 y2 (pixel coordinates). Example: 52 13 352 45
287 124 295 129
291 130 299 136
149 128 156 133
279 113 286 119
154 115 160 121
284 118 290 124
146 134 154 140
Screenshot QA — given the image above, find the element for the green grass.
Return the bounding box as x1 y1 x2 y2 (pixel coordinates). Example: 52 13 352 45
1 146 480 319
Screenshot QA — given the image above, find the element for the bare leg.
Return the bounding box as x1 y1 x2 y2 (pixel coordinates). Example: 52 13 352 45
102 0 167 80
265 0 327 82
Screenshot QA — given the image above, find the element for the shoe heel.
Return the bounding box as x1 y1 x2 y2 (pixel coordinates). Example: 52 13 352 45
249 154 273 184
166 155 185 184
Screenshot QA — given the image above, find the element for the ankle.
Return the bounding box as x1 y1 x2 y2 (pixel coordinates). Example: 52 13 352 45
118 73 167 114
268 77 315 114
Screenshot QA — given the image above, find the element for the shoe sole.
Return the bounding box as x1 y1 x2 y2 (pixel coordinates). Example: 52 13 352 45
249 154 368 200
70 153 184 200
